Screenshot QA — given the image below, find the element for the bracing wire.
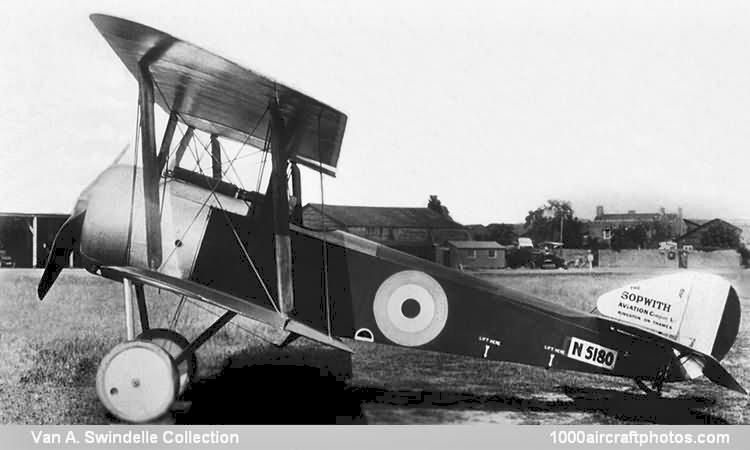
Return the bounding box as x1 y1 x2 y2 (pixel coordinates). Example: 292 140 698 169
183 296 275 341
152 79 266 189
169 295 187 330
206 190 281 313
150 79 280 311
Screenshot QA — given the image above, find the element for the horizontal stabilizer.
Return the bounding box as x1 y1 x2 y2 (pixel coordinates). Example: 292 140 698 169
607 318 747 395
99 266 352 353
700 355 747 395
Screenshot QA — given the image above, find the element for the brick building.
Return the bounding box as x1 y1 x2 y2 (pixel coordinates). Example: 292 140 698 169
587 205 685 246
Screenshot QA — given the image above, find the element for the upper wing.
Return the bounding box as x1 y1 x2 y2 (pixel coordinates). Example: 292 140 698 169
99 266 352 353
90 14 347 176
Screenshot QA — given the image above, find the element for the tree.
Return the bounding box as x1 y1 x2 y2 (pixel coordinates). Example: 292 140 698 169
485 223 518 245
610 225 649 250
561 218 586 248
700 222 741 249
649 220 673 246
523 199 584 247
427 195 452 219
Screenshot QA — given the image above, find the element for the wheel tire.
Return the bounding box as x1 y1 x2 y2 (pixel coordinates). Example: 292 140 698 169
137 328 198 395
96 340 178 423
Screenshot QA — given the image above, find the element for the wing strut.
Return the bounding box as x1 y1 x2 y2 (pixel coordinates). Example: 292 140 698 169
170 126 194 170
210 134 222 180
270 101 294 315
137 55 167 269
157 110 178 172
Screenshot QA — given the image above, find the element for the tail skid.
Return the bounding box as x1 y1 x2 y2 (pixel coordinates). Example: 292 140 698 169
609 320 747 395
597 272 745 395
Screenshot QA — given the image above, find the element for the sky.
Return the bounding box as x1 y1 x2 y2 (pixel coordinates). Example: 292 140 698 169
2 0 750 224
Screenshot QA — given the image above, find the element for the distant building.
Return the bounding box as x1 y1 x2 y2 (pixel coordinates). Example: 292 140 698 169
446 240 506 270
587 205 685 246
0 212 72 268
677 218 743 249
302 204 470 262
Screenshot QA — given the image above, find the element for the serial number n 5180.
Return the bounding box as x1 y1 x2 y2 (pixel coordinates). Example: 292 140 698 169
567 337 617 370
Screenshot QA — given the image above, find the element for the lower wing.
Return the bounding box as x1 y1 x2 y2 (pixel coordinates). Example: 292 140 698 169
98 265 352 353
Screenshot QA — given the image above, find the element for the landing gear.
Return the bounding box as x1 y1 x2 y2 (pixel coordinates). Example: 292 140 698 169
137 328 198 395
634 378 664 397
95 278 234 423
634 365 669 397
96 340 179 422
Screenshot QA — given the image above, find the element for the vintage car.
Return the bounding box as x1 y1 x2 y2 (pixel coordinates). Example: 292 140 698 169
506 240 567 269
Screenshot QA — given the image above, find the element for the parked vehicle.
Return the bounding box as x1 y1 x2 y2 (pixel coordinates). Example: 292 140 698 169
506 239 567 269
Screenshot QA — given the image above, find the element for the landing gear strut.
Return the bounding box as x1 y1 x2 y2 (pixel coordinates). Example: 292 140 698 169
634 378 664 397
95 278 234 423
634 365 669 397
137 328 198 395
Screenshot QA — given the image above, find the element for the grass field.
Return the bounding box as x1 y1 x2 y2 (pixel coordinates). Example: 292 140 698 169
1 267 749 424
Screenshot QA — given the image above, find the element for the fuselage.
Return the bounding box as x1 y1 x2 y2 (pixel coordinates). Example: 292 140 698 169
69 165 687 385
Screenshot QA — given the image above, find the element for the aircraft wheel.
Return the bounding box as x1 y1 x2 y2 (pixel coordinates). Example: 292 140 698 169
137 328 198 395
96 340 178 423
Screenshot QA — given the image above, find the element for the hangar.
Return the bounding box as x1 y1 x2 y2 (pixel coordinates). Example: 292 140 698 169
0 212 75 268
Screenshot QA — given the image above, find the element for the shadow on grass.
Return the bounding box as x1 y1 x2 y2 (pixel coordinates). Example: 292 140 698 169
175 349 365 425
349 385 727 424
175 349 727 425
559 386 728 425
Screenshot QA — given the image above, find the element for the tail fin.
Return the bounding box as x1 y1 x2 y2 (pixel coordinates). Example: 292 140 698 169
597 272 743 390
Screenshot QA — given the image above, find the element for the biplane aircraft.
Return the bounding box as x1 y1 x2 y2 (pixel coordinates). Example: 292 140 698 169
38 14 746 423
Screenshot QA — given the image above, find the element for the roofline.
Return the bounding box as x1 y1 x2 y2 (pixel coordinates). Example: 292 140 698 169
305 203 452 212
304 204 346 228
676 218 742 240
0 212 71 219
447 240 505 249
683 218 705 226
302 203 465 228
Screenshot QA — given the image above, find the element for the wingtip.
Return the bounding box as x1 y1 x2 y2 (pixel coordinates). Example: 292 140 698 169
89 13 109 26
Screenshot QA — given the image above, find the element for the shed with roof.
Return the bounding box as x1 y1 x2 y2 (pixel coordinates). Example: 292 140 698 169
302 203 471 262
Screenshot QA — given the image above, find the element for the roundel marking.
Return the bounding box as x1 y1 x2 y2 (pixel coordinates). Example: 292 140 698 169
373 270 448 347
